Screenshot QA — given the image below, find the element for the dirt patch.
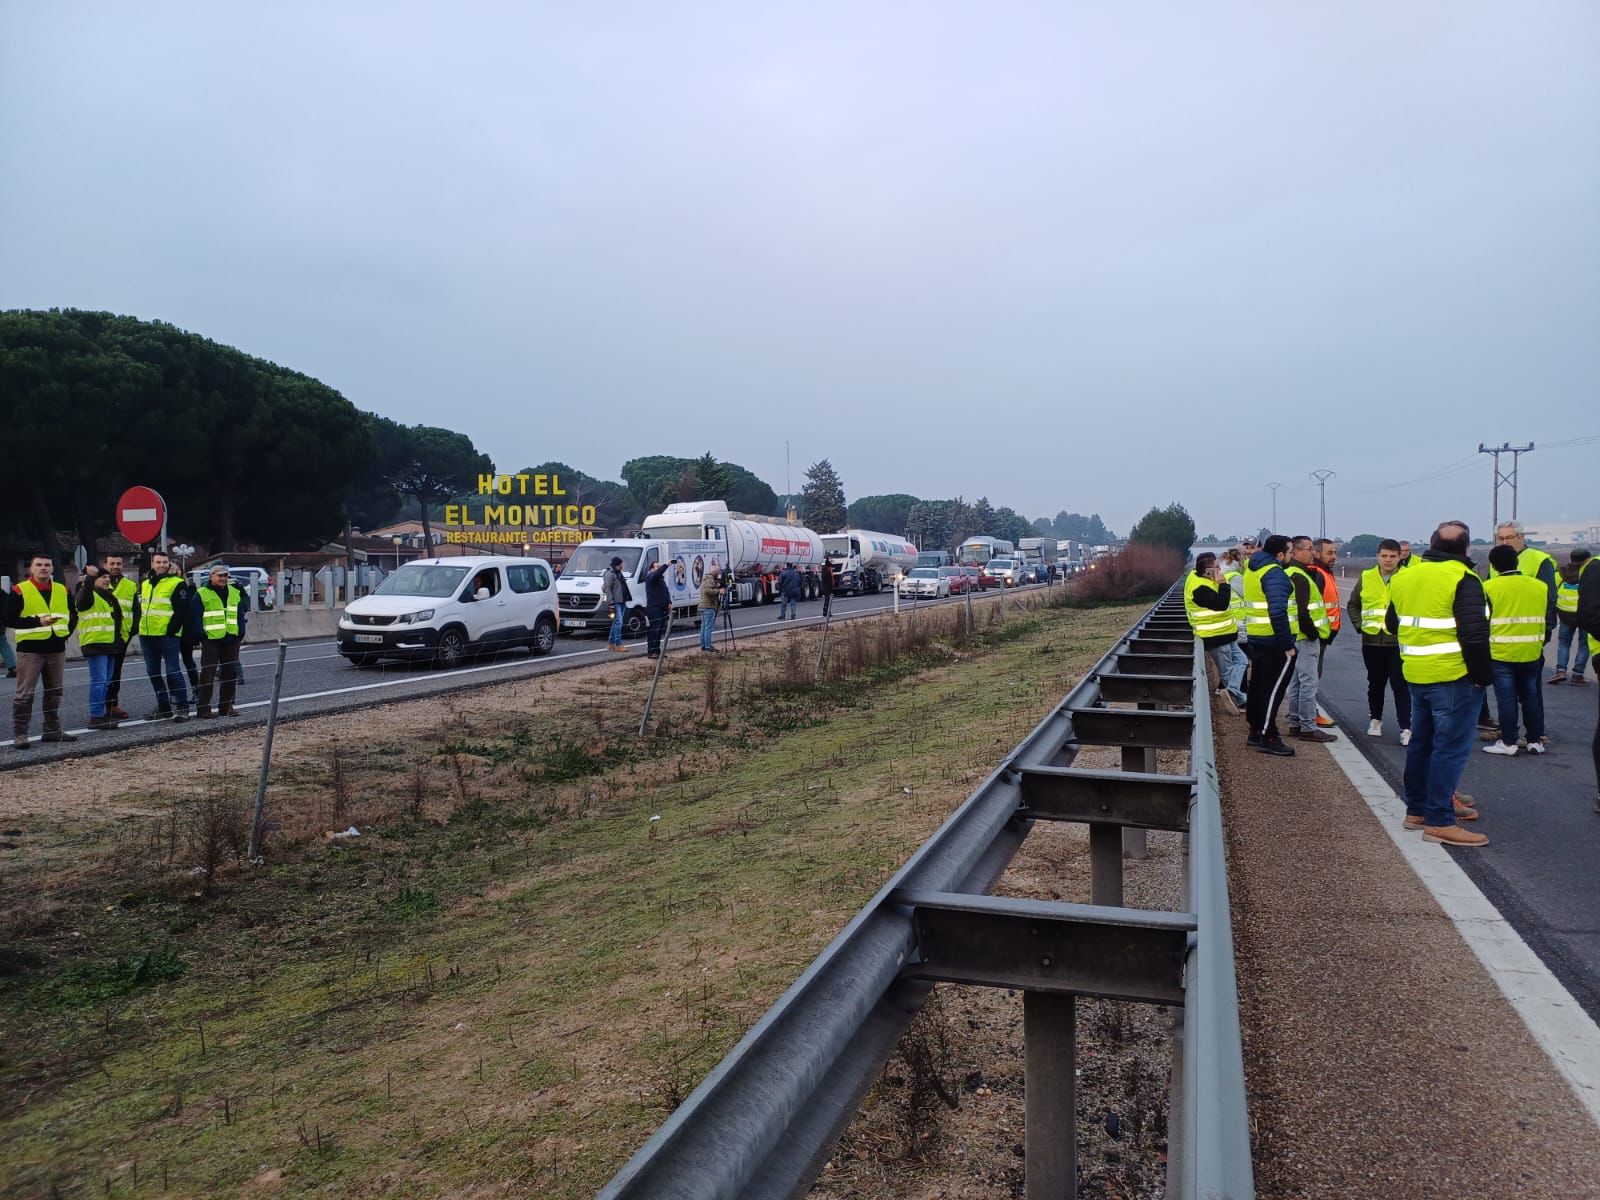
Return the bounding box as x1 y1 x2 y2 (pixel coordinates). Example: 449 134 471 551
0 594 1143 1199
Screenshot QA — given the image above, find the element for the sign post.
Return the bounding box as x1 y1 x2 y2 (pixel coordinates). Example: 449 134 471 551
115 486 168 549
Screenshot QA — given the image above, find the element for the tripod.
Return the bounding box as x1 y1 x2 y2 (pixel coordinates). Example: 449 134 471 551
719 580 738 651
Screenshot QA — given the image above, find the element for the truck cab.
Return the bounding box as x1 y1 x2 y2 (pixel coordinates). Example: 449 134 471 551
556 538 723 636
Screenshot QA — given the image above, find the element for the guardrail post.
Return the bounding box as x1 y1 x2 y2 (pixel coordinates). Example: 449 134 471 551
1090 823 1123 906
1025 992 1077 1200
1121 741 1154 860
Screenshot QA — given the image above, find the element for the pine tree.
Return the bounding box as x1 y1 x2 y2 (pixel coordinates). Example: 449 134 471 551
691 451 735 501
800 459 847 533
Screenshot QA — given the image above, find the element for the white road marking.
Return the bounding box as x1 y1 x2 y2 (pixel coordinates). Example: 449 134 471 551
1320 712 1600 1128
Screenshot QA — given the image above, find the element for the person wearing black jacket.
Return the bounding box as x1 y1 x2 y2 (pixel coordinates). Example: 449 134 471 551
1385 521 1492 846
644 560 672 658
1575 556 1600 813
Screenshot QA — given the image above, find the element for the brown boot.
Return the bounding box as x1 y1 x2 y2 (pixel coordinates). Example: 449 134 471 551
1423 824 1488 847
197 707 216 720
218 706 238 717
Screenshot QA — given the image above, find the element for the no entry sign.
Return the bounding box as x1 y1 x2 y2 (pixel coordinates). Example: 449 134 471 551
116 486 167 544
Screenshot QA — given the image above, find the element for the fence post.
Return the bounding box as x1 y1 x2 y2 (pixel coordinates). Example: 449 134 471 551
1025 992 1077 1199
247 641 290 862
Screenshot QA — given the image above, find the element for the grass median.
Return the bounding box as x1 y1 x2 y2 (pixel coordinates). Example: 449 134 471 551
1 593 1143 1199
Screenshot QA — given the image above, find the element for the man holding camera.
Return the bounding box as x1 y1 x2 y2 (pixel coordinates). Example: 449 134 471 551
699 566 725 652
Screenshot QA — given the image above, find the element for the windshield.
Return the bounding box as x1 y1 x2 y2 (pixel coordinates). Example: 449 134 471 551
956 545 991 565
565 546 642 577
821 536 849 557
991 559 1015 569
908 568 937 579
374 564 469 598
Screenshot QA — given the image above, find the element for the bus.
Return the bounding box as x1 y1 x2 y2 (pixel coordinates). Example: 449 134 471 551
956 537 1015 566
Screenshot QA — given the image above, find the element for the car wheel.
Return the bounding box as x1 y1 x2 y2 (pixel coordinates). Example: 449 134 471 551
435 628 468 669
530 616 557 656
623 607 648 638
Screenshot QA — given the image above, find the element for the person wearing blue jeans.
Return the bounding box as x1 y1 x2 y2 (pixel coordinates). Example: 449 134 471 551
140 635 190 717
1404 679 1485 828
1553 552 1592 684
698 568 723 652
1555 621 1591 683
1385 520 1493 846
1489 659 1545 751
602 557 629 651
776 563 802 621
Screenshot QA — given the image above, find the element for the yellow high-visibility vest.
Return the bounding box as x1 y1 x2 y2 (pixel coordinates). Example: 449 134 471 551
138 575 182 637
15 580 70 644
1389 559 1473 684
77 590 117 646
198 585 242 640
1184 572 1235 638
1483 573 1547 664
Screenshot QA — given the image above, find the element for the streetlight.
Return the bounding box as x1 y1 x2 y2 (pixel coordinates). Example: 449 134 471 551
391 535 403 574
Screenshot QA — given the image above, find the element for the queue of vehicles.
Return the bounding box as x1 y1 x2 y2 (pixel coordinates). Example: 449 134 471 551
338 501 1062 668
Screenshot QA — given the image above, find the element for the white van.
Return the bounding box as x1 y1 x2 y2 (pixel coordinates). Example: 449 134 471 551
337 556 558 668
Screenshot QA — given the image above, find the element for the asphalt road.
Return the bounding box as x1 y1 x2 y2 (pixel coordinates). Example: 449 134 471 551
1314 631 1600 1022
0 582 1047 770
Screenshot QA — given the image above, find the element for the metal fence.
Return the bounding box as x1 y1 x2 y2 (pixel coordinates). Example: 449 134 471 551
598 586 1252 1200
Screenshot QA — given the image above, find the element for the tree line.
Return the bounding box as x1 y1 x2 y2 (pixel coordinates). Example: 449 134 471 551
2 309 1131 563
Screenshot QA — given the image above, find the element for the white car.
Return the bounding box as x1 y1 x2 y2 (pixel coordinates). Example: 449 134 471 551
987 557 1025 586
338 556 559 668
898 567 950 598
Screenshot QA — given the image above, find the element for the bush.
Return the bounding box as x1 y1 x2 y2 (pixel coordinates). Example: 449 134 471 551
1067 544 1184 602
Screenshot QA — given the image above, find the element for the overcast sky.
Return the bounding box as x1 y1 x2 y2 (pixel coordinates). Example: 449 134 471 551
3 2 1596 539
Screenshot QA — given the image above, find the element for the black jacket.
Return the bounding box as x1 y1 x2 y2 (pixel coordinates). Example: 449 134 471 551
644 563 671 609
1577 562 1600 648
1384 550 1493 686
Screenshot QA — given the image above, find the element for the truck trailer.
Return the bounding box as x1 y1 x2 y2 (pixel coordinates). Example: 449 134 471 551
640 501 826 606
820 529 919 595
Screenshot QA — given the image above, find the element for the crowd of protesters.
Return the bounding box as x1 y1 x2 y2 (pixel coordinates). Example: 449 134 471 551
1186 521 1600 848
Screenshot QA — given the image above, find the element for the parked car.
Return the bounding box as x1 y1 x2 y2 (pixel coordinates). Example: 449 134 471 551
962 566 988 591
988 557 1025 587
940 566 970 594
337 556 559 668
898 567 949 598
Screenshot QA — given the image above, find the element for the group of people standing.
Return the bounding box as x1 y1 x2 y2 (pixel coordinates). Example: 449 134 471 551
4 551 250 749
1184 520 1600 849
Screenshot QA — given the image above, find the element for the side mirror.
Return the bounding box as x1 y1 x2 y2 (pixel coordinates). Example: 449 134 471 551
476 587 491 601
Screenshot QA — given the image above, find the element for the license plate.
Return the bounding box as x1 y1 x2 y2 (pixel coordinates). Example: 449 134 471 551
562 619 588 629
354 634 384 644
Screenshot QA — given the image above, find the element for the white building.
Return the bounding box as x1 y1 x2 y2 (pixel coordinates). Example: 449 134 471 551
1522 520 1600 546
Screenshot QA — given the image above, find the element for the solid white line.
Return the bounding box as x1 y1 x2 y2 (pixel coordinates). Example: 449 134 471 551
1319 715 1600 1128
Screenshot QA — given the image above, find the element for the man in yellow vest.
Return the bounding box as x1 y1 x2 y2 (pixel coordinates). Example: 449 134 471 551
1481 544 1553 757
101 553 139 720
1345 539 1410 743
138 550 193 722
189 564 248 718
1551 550 1591 685
75 566 124 730
1575 556 1600 812
1384 521 1492 847
1242 535 1298 756
10 552 78 750
1479 521 1559 736
1184 552 1247 713
1283 536 1336 742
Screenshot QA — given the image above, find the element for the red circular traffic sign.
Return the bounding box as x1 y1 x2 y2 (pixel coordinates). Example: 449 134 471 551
116 486 167 544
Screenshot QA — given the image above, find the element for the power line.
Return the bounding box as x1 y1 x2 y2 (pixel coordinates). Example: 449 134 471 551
1478 441 1535 529
1310 469 1335 540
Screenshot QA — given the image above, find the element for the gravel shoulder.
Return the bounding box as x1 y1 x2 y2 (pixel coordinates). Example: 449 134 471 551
1218 700 1600 1199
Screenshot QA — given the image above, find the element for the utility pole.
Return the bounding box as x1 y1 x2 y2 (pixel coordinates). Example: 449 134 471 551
1309 469 1335 541
1478 442 1534 533
1267 482 1282 532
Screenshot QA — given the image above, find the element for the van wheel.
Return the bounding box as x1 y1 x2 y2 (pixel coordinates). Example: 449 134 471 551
530 616 557 657
435 628 468 668
623 607 648 639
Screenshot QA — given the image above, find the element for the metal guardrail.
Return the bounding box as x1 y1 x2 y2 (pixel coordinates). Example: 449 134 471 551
599 586 1252 1200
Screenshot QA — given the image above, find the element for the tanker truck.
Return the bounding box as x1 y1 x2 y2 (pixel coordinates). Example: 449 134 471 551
640 501 826 606
820 530 919 595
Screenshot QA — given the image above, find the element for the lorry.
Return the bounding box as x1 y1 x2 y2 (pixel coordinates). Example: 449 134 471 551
1017 536 1058 582
555 537 723 637
820 529 919 595
639 500 826 606
956 536 1015 566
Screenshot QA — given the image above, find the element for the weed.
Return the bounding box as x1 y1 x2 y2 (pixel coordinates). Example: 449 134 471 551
390 887 439 920
43 947 185 1009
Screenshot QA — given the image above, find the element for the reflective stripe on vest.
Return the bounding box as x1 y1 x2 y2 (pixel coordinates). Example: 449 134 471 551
139 576 182 637
1483 573 1548 663
110 576 136 629
1283 564 1330 640
199 585 242 639
1318 567 1342 631
15 580 70 643
77 592 117 646
1388 558 1472 683
1184 572 1236 638
1557 581 1579 614
1242 562 1284 638
1357 566 1394 636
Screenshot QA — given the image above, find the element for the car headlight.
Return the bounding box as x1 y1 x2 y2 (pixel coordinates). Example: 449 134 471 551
400 609 435 624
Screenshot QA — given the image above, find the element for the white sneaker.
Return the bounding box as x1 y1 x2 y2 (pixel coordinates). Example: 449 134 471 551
1367 719 1383 737
1482 741 1518 756
1526 741 1547 755
1400 729 1412 746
